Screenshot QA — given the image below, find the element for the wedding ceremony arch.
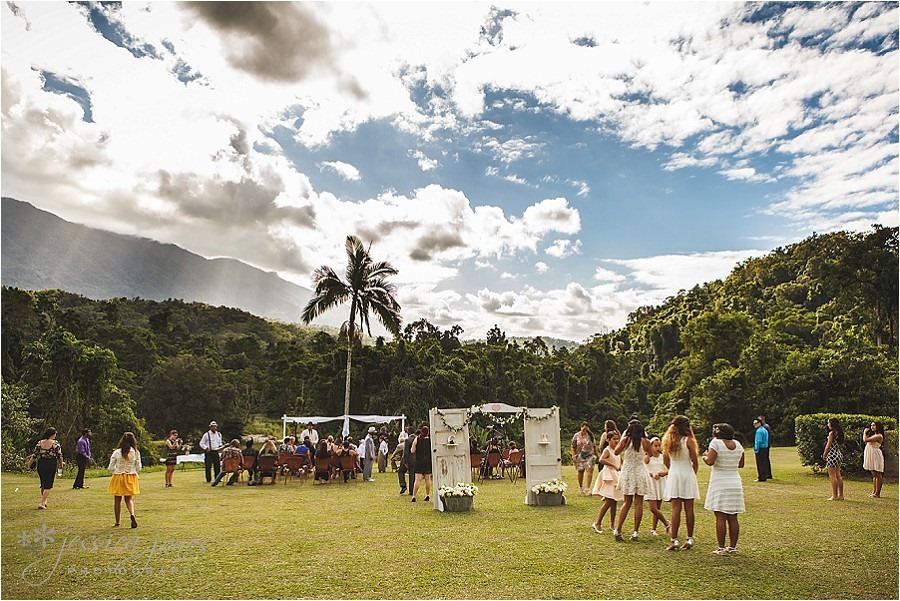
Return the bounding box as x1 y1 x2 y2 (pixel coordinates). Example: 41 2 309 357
428 403 563 511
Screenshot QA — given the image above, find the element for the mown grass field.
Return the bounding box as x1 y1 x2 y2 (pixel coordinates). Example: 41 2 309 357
2 447 896 599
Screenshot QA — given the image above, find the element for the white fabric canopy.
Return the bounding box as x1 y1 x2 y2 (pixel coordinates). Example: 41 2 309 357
282 414 405 438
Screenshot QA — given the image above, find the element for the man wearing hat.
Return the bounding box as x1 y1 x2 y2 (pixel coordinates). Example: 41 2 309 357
200 421 223 483
363 426 377 481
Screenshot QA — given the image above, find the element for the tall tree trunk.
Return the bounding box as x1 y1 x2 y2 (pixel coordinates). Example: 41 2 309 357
344 346 352 418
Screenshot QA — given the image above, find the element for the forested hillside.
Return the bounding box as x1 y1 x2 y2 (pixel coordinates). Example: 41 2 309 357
2 226 896 466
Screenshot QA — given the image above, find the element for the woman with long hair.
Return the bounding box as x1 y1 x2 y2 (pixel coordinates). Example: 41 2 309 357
863 421 885 498
612 419 654 541
411 425 433 502
591 420 620 495
32 427 64 510
107 431 142 528
702 423 745 555
592 431 623 534
571 422 598 495
164 430 181 488
662 415 701 550
823 418 844 501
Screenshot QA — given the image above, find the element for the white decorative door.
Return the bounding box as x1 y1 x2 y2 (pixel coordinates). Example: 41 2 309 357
428 408 471 511
523 407 563 505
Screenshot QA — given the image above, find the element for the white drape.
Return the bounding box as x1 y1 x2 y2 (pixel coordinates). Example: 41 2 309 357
282 414 406 438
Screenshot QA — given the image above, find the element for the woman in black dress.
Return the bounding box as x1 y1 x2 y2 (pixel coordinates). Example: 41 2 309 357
164 430 182 488
33 427 64 509
410 425 433 502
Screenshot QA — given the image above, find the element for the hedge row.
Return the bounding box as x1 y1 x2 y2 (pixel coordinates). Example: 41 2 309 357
795 413 898 477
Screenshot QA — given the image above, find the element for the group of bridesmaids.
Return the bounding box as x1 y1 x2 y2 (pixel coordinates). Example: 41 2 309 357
585 415 744 555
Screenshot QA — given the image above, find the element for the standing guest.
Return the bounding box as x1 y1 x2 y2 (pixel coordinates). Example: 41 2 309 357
199 421 223 483
757 415 773 479
107 432 141 528
398 427 409 445
390 442 403 472
612 419 654 541
702 423 745 555
863 422 885 498
752 418 771 482
592 431 623 533
377 436 389 473
399 426 416 494
644 437 670 536
211 439 243 486
243 439 259 482
823 418 845 501
411 425 433 503
571 422 598 495
592 420 621 495
363 427 377 481
73 428 92 489
662 415 701 551
304 422 320 447
32 427 64 510
163 430 182 488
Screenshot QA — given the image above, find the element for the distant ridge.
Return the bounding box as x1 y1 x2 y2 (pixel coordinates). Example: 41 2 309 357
1 197 340 326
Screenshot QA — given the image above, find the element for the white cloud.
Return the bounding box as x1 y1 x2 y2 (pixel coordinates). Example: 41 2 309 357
593 266 625 283
318 161 361 181
545 239 582 259
411 149 439 171
535 261 549 273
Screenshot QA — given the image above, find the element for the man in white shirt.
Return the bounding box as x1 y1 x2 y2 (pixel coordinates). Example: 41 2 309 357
377 436 389 473
200 421 223 483
304 422 319 447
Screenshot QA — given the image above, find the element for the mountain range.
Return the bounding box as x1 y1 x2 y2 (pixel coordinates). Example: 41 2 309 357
0 197 346 327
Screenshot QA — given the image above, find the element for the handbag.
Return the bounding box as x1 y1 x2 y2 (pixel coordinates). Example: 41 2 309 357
26 453 36 470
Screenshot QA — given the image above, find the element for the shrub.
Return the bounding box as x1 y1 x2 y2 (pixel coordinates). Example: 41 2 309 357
795 413 897 476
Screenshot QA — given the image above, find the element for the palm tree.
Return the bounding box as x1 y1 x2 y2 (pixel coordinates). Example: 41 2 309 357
301 235 402 420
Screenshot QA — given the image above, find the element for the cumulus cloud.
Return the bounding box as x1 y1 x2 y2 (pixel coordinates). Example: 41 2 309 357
535 261 549 273
545 239 582 259
318 160 361 181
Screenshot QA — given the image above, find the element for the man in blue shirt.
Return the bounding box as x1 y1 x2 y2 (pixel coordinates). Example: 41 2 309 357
73 428 92 489
753 419 771 482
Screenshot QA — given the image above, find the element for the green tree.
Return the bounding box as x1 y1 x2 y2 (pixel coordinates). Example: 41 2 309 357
301 235 402 420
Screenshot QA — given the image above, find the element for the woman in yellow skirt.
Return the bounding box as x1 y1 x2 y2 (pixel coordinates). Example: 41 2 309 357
107 432 142 528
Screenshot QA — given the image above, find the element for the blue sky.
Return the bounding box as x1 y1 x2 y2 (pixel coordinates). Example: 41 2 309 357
2 2 897 341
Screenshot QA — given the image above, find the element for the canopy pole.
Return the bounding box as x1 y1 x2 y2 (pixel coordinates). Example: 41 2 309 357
282 415 287 440
401 414 406 432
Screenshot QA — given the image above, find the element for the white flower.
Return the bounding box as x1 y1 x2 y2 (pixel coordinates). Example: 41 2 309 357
531 478 568 494
438 482 479 497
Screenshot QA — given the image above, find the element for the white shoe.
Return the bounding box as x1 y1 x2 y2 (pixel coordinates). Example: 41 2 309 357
650 529 658 536
630 531 639 541
592 523 603 534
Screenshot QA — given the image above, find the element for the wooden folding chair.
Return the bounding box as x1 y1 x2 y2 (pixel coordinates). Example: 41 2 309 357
479 452 502 482
240 455 256 484
314 456 332 484
338 454 357 483
282 455 307 485
221 457 242 486
256 455 277 484
470 453 483 481
504 449 522 484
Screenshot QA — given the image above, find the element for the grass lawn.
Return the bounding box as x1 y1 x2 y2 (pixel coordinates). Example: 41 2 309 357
2 447 897 599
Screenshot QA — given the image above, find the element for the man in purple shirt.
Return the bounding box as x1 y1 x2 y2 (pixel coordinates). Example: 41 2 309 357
73 428 92 489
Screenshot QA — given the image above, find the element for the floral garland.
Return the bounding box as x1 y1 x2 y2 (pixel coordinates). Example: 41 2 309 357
434 404 559 432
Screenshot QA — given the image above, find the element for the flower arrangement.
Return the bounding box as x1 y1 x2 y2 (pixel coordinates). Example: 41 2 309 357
438 482 479 497
531 478 568 494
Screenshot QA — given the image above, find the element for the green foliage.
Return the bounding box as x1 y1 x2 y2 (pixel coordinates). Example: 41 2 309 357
1 226 896 474
0 382 41 471
794 413 898 475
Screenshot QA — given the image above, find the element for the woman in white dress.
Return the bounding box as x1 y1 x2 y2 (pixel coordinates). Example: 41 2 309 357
662 415 701 551
702 423 744 555
612 419 654 541
863 421 885 498
592 432 623 534
644 436 670 536
591 420 620 496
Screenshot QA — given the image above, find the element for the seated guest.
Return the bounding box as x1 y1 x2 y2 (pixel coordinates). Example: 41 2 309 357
482 440 503 479
326 435 335 452
295 438 313 470
249 439 278 485
279 436 295 455
337 441 358 482
242 439 259 481
504 441 519 468
314 441 332 483
470 437 481 455
211 439 243 486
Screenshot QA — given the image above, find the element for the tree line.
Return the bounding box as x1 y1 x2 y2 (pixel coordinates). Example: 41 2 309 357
2 226 896 467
